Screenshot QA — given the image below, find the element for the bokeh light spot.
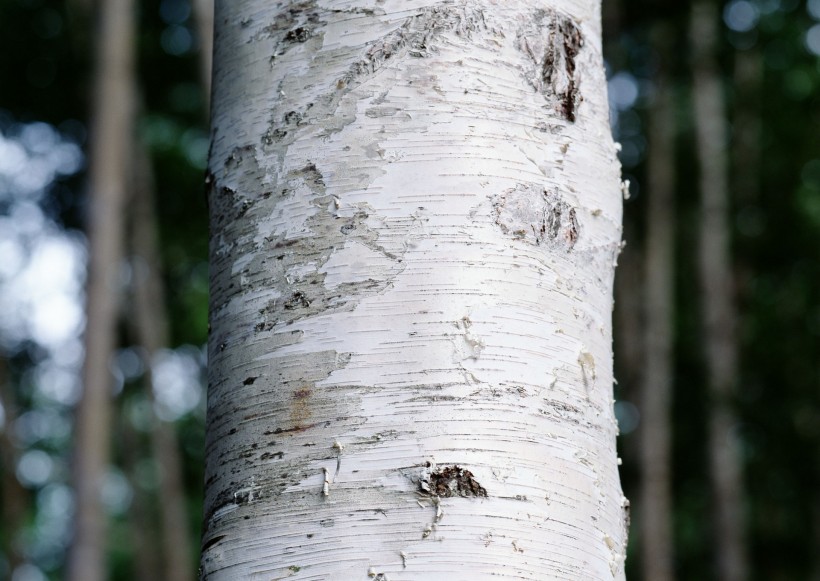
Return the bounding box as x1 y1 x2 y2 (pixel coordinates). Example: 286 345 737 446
17 450 54 488
806 23 820 56
161 25 193 56
608 72 639 111
724 0 760 32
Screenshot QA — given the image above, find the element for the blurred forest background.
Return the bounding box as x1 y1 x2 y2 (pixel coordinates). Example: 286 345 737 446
0 0 818 580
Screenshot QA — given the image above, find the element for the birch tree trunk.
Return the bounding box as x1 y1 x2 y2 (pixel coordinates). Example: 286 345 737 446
202 2 627 579
691 3 749 581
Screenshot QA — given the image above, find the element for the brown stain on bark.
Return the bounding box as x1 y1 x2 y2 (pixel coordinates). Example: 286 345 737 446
290 384 313 427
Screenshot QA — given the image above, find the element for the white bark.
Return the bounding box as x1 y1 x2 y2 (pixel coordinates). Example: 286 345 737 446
203 2 626 579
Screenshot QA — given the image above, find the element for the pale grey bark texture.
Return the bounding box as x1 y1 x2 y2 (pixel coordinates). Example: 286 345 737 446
68 0 135 579
203 2 627 579
638 27 676 581
691 3 749 581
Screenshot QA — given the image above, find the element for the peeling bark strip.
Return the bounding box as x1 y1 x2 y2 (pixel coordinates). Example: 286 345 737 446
205 1 625 579
516 10 584 121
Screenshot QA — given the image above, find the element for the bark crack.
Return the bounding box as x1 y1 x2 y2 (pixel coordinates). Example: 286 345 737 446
516 10 584 122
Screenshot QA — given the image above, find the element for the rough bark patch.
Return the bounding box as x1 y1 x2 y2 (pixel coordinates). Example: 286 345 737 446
262 6 491 147
206 145 260 231
341 5 488 88
262 107 308 146
236 161 401 328
491 184 579 251
419 465 487 498
516 10 584 122
252 1 322 49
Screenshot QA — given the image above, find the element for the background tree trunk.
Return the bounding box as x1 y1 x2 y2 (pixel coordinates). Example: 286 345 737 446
129 141 196 581
731 47 762 207
68 0 135 579
691 3 749 581
0 358 29 576
638 25 677 581
193 0 214 106
202 2 627 579
121 405 162 581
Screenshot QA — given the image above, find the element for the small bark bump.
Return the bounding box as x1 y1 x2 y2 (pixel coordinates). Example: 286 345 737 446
516 10 584 121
